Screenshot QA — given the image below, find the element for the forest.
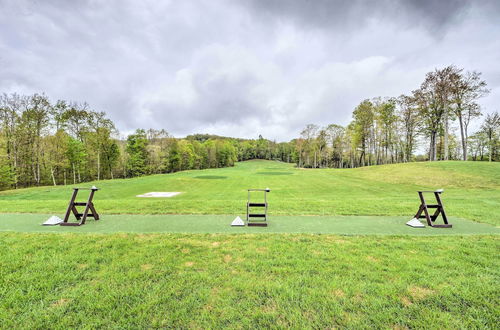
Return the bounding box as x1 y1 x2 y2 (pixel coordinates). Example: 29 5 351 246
294 65 499 168
0 65 499 190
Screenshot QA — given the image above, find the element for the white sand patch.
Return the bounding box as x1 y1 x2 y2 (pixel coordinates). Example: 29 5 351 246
136 192 181 198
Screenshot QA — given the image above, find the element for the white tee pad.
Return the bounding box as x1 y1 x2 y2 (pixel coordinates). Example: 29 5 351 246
136 192 181 198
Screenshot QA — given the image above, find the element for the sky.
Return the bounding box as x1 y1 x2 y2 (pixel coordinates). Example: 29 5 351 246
1 0 499 141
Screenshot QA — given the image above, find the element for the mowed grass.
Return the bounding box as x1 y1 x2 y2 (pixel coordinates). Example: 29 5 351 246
1 233 499 328
0 160 499 225
1 160 499 327
1 214 499 235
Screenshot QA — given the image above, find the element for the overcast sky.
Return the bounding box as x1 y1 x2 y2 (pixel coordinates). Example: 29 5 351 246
1 0 499 140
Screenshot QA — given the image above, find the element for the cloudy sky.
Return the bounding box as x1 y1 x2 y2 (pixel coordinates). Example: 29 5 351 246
1 0 499 140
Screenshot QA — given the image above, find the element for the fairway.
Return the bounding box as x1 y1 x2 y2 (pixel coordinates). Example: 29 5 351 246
1 160 500 226
1 213 499 235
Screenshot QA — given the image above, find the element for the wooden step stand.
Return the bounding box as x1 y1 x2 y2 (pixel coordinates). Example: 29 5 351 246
247 188 270 227
414 189 452 228
60 187 100 226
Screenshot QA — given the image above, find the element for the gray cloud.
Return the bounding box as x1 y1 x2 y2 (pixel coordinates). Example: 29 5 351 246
240 0 483 34
0 0 499 140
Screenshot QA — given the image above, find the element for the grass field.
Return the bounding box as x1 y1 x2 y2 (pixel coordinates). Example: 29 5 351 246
0 160 499 225
1 233 498 328
1 160 499 328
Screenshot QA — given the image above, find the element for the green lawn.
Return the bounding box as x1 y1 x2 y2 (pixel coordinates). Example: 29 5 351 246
1 233 498 328
1 160 499 328
1 160 499 225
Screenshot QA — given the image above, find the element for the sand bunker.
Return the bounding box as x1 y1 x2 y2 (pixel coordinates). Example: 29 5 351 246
136 192 181 198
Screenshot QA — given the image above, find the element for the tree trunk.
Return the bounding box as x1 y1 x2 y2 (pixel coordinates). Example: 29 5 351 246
97 151 100 180
429 132 438 161
443 110 449 160
489 138 493 162
50 167 57 186
458 118 466 161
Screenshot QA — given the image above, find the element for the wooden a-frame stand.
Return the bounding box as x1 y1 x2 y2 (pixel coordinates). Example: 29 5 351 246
60 187 100 226
414 190 452 228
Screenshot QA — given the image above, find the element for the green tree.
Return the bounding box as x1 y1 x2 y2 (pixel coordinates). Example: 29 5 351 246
126 129 148 177
66 137 87 184
352 100 374 166
0 135 15 189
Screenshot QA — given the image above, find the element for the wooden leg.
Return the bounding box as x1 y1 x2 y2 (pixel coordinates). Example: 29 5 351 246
71 205 80 219
434 192 449 225
431 207 441 222
418 192 432 226
63 189 78 223
414 205 424 219
80 190 95 225
89 203 99 220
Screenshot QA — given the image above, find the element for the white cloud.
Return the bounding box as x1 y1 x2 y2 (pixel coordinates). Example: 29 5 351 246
0 0 498 141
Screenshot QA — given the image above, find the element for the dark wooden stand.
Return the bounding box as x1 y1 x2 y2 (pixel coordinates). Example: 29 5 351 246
60 187 99 226
247 188 270 227
414 190 452 228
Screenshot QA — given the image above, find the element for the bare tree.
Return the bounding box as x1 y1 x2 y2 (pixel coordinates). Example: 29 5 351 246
481 112 500 162
449 70 489 160
397 94 420 162
413 67 454 161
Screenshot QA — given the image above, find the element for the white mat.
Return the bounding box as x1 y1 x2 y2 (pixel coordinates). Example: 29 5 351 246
42 215 63 226
406 218 425 228
136 192 181 198
231 216 245 226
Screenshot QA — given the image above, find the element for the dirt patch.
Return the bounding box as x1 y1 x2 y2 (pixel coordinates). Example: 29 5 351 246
332 289 345 298
408 286 435 300
184 261 195 267
211 242 220 247
141 264 153 270
263 301 278 313
223 255 232 263
366 256 379 262
401 296 413 306
393 325 410 330
51 298 70 308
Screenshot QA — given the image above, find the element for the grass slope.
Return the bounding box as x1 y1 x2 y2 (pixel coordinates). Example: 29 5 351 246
1 233 498 328
0 160 499 225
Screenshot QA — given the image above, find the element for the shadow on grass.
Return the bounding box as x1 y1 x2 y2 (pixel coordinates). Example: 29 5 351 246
194 175 228 180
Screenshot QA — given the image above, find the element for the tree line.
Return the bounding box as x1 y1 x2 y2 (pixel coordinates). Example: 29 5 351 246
292 66 499 168
1 65 498 190
0 94 289 190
